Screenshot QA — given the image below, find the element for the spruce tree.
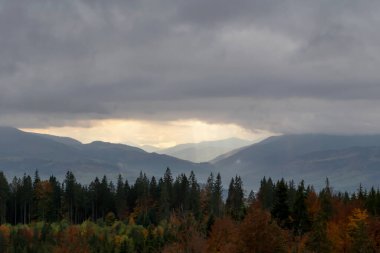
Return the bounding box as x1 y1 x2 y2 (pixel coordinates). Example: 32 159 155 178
257 177 274 210
0 172 9 224
272 179 290 228
292 181 310 235
115 175 126 219
226 176 245 220
20 174 33 224
64 171 77 223
48 176 61 222
319 178 333 220
226 177 235 215
212 173 223 217
188 171 200 219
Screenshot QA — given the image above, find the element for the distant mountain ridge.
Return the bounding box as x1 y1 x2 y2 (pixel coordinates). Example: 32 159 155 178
0 127 213 183
32 132 83 147
214 134 380 191
156 138 253 162
2 127 380 191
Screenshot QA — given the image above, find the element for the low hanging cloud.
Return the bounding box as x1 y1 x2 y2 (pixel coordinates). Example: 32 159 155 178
1 0 380 134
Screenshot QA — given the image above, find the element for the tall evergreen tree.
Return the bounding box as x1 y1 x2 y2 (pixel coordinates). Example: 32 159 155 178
257 177 274 210
89 177 102 220
159 168 173 219
0 172 9 224
247 190 256 204
205 173 214 215
292 181 310 235
20 174 33 224
319 178 333 220
159 179 170 219
212 173 223 217
272 179 290 228
188 171 201 219
48 176 61 222
172 174 189 211
226 177 235 214
10 177 22 224
115 174 127 219
149 176 159 201
63 171 77 223
32 170 41 220
226 176 245 220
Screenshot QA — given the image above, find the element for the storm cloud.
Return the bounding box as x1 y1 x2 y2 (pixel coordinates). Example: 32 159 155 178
1 0 380 134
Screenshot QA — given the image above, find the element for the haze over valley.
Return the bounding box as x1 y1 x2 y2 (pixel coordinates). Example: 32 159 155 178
1 126 380 192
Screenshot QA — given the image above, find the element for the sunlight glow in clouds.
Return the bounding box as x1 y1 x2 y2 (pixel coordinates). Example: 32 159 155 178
22 119 275 148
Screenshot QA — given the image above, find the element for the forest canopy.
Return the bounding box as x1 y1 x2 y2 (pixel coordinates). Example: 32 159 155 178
0 169 379 252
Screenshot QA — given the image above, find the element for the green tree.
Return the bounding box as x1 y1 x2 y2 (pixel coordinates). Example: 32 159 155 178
48 176 61 222
20 174 33 224
115 174 127 219
292 180 310 235
257 177 274 210
63 171 77 223
226 176 245 220
188 171 200 219
212 173 223 217
319 178 333 220
10 176 21 224
271 179 290 228
0 172 9 224
159 168 173 219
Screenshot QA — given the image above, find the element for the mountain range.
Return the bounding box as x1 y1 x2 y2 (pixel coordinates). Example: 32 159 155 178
0 127 213 183
212 134 380 191
1 127 380 191
149 138 253 163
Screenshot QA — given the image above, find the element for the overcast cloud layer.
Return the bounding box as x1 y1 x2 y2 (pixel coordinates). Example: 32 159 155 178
1 0 380 134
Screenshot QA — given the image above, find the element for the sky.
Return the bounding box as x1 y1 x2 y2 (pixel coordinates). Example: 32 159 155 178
1 0 380 147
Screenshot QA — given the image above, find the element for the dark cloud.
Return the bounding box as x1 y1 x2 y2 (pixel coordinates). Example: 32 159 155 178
1 0 380 134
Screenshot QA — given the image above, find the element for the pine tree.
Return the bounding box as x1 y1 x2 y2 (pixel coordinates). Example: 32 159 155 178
257 177 274 210
319 178 333 220
115 174 127 219
226 177 235 214
233 176 244 219
0 172 9 224
159 168 173 219
226 176 245 220
149 176 159 201
89 177 100 220
287 180 296 211
188 171 201 219
365 187 377 216
20 175 33 224
292 181 310 235
32 170 41 220
49 176 61 222
272 179 290 228
63 171 77 223
247 190 256 204
205 173 214 215
172 174 189 211
10 176 21 224
212 173 223 217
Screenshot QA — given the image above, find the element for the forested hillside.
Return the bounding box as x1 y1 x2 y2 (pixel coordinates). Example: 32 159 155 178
0 169 379 252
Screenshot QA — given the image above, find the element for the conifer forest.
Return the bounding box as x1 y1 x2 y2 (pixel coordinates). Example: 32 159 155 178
0 169 379 252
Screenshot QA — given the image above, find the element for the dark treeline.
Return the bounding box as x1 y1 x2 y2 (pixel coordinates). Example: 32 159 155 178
1 169 380 252
0 169 230 226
